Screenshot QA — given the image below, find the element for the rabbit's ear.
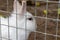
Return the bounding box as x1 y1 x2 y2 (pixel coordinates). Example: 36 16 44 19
13 0 22 13
20 1 26 15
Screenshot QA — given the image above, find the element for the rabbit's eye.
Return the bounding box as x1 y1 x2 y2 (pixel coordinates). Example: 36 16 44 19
28 18 33 20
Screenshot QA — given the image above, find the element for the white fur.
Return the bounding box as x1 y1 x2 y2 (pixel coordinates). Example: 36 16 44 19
1 0 37 40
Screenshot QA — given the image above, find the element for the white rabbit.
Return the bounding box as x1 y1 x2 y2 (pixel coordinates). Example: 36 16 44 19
0 0 37 40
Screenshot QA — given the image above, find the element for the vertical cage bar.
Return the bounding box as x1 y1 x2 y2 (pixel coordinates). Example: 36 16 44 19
7 0 10 40
0 9 2 40
34 0 36 40
45 0 48 40
16 0 18 40
56 0 60 40
25 1 27 40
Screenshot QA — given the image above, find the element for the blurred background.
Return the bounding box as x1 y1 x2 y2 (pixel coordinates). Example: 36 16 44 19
0 0 60 40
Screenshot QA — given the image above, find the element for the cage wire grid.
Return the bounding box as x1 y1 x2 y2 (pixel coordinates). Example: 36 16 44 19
0 0 60 40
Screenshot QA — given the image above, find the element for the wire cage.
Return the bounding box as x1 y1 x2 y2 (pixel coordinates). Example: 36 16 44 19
0 0 60 40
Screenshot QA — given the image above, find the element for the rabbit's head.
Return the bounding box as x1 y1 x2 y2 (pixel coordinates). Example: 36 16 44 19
13 0 37 31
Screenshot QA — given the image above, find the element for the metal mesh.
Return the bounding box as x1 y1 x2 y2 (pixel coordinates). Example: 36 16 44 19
0 0 60 40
